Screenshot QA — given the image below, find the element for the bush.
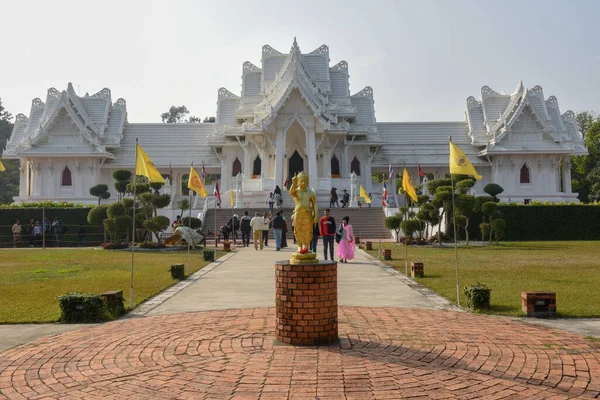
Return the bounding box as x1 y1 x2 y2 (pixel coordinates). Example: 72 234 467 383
170 264 185 280
87 205 108 225
491 219 506 242
464 284 491 311
498 204 600 240
479 223 490 241
203 249 215 261
181 216 202 229
101 242 128 250
484 183 504 199
140 241 166 249
58 293 110 323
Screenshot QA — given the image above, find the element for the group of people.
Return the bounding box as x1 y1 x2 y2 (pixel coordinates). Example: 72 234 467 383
217 207 355 262
265 185 284 212
11 217 86 247
329 187 351 208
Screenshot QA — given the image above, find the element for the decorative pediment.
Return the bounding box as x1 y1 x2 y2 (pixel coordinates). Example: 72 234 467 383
254 38 331 129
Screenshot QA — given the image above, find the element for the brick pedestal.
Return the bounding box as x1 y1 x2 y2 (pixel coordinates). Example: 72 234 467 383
275 260 338 345
411 262 424 278
522 291 556 317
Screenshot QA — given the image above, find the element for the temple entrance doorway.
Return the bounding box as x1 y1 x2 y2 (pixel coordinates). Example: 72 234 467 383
288 151 304 178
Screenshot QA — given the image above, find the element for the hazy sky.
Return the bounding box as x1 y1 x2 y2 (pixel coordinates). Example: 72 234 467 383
1 0 598 123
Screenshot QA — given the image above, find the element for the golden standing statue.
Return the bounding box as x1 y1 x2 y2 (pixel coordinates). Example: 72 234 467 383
289 172 319 264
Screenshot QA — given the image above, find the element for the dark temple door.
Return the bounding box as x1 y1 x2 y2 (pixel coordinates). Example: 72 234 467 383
288 151 304 178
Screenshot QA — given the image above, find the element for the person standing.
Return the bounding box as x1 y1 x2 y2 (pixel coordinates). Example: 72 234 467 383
266 192 275 212
43 216 51 246
271 211 285 251
28 218 35 247
274 185 282 209
336 216 355 263
330 188 339 208
52 217 63 247
240 211 252 247
33 221 42 247
12 219 22 247
227 214 240 245
281 212 288 248
77 225 86 247
319 209 336 261
262 212 271 247
310 221 320 253
250 212 264 250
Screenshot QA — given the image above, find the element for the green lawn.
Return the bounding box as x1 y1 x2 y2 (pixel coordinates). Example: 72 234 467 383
0 248 224 323
367 241 600 317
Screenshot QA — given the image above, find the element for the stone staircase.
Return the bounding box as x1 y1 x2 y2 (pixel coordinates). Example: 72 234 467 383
202 206 391 241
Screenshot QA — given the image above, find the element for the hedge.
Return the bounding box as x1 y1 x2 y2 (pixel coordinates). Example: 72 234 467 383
498 204 600 241
58 293 111 323
0 208 104 248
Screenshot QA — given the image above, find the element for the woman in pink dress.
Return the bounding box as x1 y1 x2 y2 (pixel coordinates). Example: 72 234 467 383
336 216 355 263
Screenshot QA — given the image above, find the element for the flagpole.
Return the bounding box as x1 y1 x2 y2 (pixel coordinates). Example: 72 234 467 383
130 138 138 309
187 162 193 276
214 182 217 249
402 166 408 277
449 137 461 306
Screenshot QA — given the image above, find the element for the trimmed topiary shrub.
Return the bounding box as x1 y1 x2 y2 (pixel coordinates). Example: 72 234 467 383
181 216 202 229
203 249 215 261
170 264 185 280
464 283 491 311
59 293 110 323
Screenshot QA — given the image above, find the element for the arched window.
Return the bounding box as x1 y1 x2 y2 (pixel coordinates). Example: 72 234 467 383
351 156 360 176
520 163 531 184
331 155 340 176
61 167 72 186
232 157 242 176
252 156 261 177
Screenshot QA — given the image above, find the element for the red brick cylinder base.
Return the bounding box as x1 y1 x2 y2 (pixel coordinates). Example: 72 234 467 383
275 260 338 345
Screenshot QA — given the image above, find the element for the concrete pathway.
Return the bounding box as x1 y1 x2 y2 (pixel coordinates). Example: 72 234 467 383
145 243 458 316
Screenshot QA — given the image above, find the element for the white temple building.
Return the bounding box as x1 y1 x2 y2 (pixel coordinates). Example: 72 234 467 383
2 39 587 207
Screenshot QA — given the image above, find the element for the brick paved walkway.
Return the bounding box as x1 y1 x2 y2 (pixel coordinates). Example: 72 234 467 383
1 307 599 399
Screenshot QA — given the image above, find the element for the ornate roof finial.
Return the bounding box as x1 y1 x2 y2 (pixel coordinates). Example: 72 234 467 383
291 37 300 53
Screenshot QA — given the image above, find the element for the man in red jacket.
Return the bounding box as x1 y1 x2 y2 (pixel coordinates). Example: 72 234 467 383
319 208 336 261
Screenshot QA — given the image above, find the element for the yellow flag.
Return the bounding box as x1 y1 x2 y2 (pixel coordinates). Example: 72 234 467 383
188 167 207 198
449 141 482 180
359 184 371 204
136 144 165 183
230 188 235 207
402 167 419 203
0 159 5 172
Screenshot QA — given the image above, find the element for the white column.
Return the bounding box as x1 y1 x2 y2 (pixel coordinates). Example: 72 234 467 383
243 146 251 178
364 158 373 192
563 159 572 193
306 129 318 188
220 159 230 194
274 129 285 187
342 141 349 178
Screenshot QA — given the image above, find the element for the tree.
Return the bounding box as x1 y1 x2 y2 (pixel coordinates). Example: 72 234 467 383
454 194 476 244
576 111 597 140
143 215 170 242
481 201 501 242
0 98 18 203
573 119 600 202
400 219 421 243
484 183 504 200
89 184 111 205
384 215 403 242
160 105 203 123
178 198 190 217
203 116 215 123
112 169 132 201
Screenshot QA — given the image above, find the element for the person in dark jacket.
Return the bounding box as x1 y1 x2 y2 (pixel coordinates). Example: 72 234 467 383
271 211 286 251
240 211 252 247
280 212 288 248
227 214 240 244
310 221 320 253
